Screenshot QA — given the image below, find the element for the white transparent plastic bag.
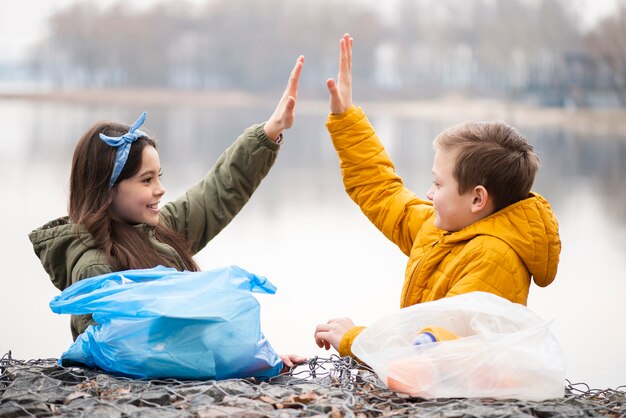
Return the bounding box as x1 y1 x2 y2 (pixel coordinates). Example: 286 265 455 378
351 292 566 400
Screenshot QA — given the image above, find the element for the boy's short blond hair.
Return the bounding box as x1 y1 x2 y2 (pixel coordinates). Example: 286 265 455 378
433 121 540 212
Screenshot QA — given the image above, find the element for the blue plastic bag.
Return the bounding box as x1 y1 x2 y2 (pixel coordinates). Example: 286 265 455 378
50 265 283 380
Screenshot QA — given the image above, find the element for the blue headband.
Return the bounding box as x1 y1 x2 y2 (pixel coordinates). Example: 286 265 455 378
99 111 148 189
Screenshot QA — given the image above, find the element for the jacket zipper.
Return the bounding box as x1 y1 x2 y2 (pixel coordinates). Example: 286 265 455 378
402 237 442 307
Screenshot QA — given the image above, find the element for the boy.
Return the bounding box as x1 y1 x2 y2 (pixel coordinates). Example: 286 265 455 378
314 34 560 358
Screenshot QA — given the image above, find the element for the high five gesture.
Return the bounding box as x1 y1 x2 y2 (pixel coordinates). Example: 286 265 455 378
264 55 305 141
327 34 353 115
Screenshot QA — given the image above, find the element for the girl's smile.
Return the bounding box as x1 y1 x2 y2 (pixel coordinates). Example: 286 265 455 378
111 145 165 226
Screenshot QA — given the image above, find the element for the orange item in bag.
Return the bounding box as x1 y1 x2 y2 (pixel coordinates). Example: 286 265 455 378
387 325 459 396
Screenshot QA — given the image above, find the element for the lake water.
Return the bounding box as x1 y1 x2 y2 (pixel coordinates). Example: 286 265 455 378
1 98 624 389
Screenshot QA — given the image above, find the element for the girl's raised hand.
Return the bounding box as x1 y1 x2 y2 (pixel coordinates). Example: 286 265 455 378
278 353 307 372
327 33 353 115
264 55 305 141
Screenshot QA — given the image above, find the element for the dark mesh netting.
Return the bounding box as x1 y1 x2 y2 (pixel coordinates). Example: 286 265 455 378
1 352 624 417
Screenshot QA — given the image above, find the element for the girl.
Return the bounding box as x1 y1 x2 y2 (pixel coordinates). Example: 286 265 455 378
30 56 305 368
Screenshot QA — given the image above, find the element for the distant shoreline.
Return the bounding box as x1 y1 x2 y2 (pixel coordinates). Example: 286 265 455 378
2 89 625 139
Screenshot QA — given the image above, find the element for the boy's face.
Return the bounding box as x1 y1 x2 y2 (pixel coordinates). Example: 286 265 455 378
111 145 165 227
427 148 477 232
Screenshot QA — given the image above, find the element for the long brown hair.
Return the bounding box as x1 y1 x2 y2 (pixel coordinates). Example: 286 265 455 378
69 119 199 271
434 121 540 212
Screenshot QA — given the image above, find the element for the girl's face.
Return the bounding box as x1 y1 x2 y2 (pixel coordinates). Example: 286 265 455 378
111 145 165 226
426 148 475 232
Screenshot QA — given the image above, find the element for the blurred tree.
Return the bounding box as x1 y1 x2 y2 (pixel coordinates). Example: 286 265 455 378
41 0 385 93
585 1 626 104
30 0 622 107
47 2 110 86
46 2 183 87
191 0 384 92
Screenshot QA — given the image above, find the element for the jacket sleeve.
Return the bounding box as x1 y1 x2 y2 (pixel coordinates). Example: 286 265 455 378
326 106 434 256
160 123 280 254
339 326 366 359
70 262 114 340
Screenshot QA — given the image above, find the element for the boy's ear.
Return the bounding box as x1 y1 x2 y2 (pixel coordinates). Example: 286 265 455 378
470 185 490 213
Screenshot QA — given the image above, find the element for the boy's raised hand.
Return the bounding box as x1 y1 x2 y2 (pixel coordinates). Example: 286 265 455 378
264 55 305 141
327 33 353 115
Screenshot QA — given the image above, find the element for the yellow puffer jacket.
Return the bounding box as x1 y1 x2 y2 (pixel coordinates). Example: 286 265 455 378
327 107 561 357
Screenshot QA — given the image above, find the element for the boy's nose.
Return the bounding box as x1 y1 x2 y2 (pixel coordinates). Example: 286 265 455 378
426 186 434 201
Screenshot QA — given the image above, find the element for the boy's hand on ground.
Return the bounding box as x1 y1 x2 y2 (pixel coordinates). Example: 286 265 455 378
314 317 355 352
328 33 353 115
264 55 305 141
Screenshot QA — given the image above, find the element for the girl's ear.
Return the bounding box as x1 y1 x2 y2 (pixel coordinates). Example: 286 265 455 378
470 185 490 213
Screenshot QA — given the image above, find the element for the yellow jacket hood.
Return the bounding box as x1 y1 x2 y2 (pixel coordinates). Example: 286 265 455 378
446 192 560 288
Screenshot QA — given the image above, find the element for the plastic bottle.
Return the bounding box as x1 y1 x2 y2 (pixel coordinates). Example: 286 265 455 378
413 325 459 346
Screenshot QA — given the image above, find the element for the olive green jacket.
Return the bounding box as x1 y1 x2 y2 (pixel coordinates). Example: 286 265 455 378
29 124 280 340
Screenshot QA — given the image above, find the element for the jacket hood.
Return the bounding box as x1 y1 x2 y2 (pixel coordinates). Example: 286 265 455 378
29 217 100 291
452 192 561 287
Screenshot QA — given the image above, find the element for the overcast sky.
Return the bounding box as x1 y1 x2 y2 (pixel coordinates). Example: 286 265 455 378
0 0 620 62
